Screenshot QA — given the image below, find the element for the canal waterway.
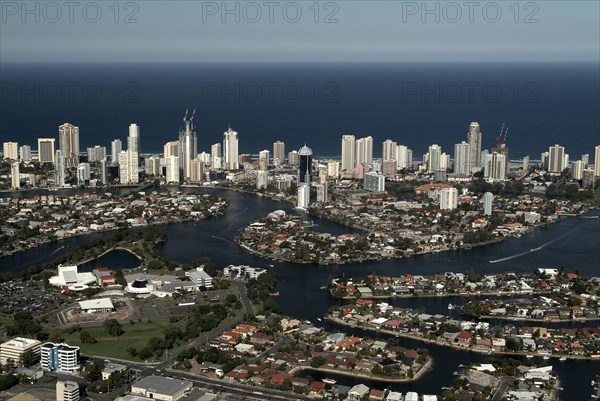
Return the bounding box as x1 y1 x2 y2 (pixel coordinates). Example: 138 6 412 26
1 187 598 400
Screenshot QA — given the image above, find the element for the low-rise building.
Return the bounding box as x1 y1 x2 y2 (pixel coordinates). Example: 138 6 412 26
40 342 80 373
130 376 193 401
78 298 115 314
0 337 41 366
56 380 80 401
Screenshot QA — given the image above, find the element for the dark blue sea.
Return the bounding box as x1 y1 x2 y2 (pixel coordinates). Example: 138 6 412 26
1 62 599 159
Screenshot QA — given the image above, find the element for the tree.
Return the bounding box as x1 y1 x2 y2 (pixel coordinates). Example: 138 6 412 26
103 319 124 336
19 350 39 368
310 356 327 368
80 330 97 344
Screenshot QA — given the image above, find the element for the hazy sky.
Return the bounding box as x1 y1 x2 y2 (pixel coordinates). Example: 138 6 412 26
1 1 598 62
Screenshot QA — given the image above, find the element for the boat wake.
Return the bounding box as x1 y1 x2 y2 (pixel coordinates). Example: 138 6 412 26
489 223 586 264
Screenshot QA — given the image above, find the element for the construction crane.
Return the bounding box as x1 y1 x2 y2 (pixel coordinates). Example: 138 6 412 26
183 107 189 122
190 107 196 122
496 123 508 146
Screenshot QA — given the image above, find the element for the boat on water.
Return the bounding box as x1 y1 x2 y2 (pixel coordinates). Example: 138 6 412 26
323 378 336 385
526 354 534 359
317 318 322 322
559 356 567 361
448 303 455 310
543 356 550 360
320 285 328 290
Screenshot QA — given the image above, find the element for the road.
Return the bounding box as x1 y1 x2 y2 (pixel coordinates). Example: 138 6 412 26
492 376 512 401
231 279 255 316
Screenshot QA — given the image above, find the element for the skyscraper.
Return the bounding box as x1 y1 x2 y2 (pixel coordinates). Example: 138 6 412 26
258 150 270 171
297 183 310 209
298 145 313 184
316 182 328 203
484 152 506 181
54 150 65 187
38 138 56 163
164 141 180 159
145 156 161 176
190 158 204 183
327 161 340 178
341 135 356 172
356 136 373 166
572 160 585 180
396 145 411 169
440 187 458 210
10 161 20 188
223 128 239 170
3 142 18 160
548 144 566 173
77 163 90 185
58 123 80 163
483 192 493 216
427 144 442 172
273 141 285 165
453 141 471 175
128 123 140 155
288 150 299 166
467 122 482 173
87 146 106 162
166 155 180 183
595 145 600 177
100 159 108 185
210 143 222 170
118 149 139 184
179 110 197 180
19 145 31 162
111 139 122 165
382 139 397 163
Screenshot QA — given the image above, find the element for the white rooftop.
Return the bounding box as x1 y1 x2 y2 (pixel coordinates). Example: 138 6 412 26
79 298 114 310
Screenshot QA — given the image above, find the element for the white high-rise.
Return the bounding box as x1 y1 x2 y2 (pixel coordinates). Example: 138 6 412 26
164 141 180 158
453 141 471 175
396 145 411 169
11 161 20 188
484 152 506 181
77 163 90 185
571 160 585 180
382 140 397 163
316 182 328 202
166 155 180 183
211 143 222 170
38 138 56 163
223 128 239 170
341 135 356 172
179 113 197 180
111 139 122 165
356 136 373 166
483 192 493 216
3 142 18 160
19 145 31 162
427 145 442 172
467 122 482 173
128 124 140 155
548 144 566 173
288 150 299 166
58 123 80 162
439 187 458 210
118 149 139 184
87 146 106 162
145 156 161 176
297 183 310 209
258 150 270 171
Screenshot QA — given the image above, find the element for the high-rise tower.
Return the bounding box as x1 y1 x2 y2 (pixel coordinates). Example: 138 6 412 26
179 108 198 179
59 123 80 165
341 135 356 172
298 145 313 184
467 122 482 173
223 127 239 170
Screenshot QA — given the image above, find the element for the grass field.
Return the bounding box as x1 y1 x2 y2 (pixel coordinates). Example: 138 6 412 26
50 321 177 361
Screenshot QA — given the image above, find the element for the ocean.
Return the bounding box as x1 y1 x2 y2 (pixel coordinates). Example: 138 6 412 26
0 62 598 160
